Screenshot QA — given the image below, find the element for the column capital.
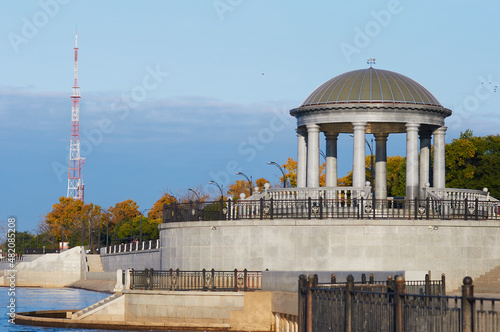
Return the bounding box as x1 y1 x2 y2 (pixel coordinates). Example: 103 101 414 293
433 126 447 135
352 122 367 130
374 133 389 141
306 124 320 132
296 127 307 135
324 132 339 140
405 123 420 131
419 130 433 140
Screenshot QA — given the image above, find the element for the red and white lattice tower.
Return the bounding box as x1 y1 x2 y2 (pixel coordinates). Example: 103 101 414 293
67 31 85 201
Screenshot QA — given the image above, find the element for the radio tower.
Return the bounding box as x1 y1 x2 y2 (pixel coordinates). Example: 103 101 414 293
67 31 85 201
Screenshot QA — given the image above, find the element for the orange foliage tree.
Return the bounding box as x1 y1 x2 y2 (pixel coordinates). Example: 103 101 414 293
108 199 140 226
148 193 177 221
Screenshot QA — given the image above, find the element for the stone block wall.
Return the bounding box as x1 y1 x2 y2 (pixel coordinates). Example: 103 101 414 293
159 218 500 292
100 249 160 272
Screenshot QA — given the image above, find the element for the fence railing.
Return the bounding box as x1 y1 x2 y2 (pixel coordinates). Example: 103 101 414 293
130 268 262 292
101 239 159 254
326 272 446 296
163 197 500 222
299 274 500 332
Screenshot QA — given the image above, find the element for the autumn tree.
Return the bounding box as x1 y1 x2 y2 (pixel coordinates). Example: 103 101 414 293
282 157 297 187
45 196 85 242
445 130 500 198
111 215 159 243
108 199 140 226
255 178 269 191
148 192 177 221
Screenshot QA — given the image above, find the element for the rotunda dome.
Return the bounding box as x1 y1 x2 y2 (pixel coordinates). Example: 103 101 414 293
300 68 442 107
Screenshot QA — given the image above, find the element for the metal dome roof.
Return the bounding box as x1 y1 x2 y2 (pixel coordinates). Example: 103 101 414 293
300 68 442 108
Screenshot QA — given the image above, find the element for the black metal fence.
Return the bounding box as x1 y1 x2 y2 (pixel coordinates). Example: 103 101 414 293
130 268 262 292
163 197 500 222
299 274 499 332
327 273 446 296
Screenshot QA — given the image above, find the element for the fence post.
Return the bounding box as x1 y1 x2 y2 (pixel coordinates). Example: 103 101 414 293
260 198 264 220
475 198 479 220
441 273 446 295
202 268 207 291
298 274 307 332
414 197 418 220
270 198 274 220
308 197 312 220
114 269 124 292
372 194 376 219
426 197 430 220
394 275 405 332
219 197 224 220
345 274 354 332
306 274 315 332
227 199 232 220
169 268 173 291
211 268 215 291
176 268 180 291
462 276 474 332
244 268 248 291
464 197 469 220
319 197 323 219
234 268 238 292
425 273 430 300
360 197 364 219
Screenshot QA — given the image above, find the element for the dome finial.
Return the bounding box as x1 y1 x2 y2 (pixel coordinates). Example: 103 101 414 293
367 58 376 68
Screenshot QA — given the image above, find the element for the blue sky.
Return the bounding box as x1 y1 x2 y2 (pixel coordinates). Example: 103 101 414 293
1 0 499 232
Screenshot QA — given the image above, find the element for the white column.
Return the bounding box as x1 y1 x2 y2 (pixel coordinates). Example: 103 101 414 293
296 127 307 188
406 123 420 199
433 126 447 189
306 124 320 188
419 131 432 198
352 122 367 188
375 133 388 200
325 132 339 187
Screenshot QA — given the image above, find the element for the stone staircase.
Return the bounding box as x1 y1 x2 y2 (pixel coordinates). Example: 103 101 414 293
85 254 104 272
473 265 500 293
72 293 122 320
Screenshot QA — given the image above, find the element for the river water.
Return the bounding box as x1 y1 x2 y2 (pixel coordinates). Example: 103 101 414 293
0 287 110 331
0 287 215 332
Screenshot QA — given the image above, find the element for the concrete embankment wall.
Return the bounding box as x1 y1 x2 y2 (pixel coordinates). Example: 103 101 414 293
1 247 82 287
160 218 500 292
100 249 160 272
77 290 297 331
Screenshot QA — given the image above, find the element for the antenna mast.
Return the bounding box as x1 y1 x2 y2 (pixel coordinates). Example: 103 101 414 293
67 31 85 201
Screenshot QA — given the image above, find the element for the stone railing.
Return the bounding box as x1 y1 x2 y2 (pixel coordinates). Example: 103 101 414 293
242 183 372 201
100 239 159 255
424 186 499 202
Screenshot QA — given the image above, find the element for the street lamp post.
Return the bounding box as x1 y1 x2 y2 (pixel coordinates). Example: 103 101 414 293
320 150 326 161
139 209 149 243
236 172 253 196
31 229 38 249
100 209 109 248
188 188 200 201
208 180 224 200
267 161 287 188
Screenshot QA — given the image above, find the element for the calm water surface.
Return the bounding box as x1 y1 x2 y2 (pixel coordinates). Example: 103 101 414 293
0 287 204 332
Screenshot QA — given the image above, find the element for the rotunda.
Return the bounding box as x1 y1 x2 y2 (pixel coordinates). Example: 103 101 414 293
290 67 452 199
